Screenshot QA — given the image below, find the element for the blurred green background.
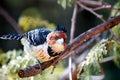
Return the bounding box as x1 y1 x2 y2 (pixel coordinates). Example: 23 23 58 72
0 0 120 80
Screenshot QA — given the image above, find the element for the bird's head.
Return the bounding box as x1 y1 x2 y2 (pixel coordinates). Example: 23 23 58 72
47 25 67 54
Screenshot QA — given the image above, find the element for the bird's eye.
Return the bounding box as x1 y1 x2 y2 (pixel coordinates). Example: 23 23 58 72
50 36 55 40
55 36 59 40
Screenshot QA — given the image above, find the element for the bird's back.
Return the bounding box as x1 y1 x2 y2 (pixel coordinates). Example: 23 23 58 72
24 28 52 46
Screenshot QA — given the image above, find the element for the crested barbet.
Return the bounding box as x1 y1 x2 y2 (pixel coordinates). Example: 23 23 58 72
0 25 67 61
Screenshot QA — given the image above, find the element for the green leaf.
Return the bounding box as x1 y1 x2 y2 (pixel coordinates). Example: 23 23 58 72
58 0 67 9
111 1 120 39
78 39 109 79
107 40 120 68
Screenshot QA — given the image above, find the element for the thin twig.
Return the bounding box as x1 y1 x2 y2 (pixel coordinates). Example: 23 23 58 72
69 3 78 80
93 2 120 11
0 6 23 34
101 56 114 63
58 64 77 80
79 0 103 7
18 15 120 78
70 4 78 41
77 1 105 22
93 5 112 11
91 75 104 80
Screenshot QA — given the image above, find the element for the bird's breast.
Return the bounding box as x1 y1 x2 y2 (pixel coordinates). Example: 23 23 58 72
21 38 53 61
35 49 53 61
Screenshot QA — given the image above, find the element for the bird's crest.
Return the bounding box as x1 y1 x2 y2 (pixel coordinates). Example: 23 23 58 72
55 25 67 33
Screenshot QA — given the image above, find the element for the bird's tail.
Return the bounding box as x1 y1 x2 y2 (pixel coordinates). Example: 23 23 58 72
0 34 23 40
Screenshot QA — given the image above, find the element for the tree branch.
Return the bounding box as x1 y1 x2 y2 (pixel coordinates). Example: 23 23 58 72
70 4 78 41
77 1 105 22
68 3 78 80
79 0 103 7
18 15 120 78
0 6 23 34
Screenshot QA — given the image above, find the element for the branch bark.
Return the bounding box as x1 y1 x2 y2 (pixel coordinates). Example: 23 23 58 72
18 15 120 78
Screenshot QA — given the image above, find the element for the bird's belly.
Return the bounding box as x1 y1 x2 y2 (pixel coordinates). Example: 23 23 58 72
35 49 53 61
24 42 53 61
21 38 54 61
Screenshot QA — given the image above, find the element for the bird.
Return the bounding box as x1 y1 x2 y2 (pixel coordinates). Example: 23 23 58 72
0 25 67 62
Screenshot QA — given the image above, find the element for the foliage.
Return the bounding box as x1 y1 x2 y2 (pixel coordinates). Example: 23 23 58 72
78 39 120 80
57 0 75 9
78 39 108 80
18 7 55 32
111 1 120 68
112 1 120 39
0 50 36 79
0 50 65 80
107 40 120 68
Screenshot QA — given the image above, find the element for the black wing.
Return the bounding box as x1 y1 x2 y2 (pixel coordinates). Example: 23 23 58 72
24 28 52 46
